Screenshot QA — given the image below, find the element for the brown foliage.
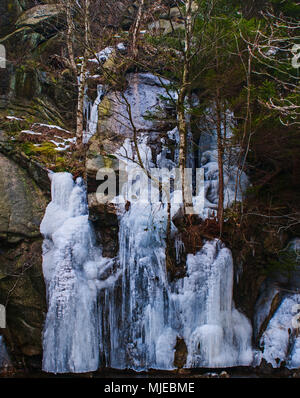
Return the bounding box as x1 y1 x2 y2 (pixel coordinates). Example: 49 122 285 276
174 214 220 255
166 212 220 281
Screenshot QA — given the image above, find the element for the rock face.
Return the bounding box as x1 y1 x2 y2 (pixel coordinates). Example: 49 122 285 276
0 1 68 367
0 0 75 127
0 153 47 242
87 73 174 156
16 4 64 34
0 153 48 367
0 0 27 37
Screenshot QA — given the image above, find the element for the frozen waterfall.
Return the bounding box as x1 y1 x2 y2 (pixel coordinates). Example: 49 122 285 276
40 172 111 373
96 125 253 370
99 221 253 370
257 239 300 369
179 241 253 367
83 84 104 144
40 73 253 373
40 164 253 373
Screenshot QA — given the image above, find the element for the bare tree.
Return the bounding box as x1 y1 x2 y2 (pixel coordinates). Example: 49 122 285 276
58 0 91 147
177 0 193 214
131 0 146 59
76 0 90 146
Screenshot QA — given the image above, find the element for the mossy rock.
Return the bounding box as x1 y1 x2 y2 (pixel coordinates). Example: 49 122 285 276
0 152 47 242
98 97 112 118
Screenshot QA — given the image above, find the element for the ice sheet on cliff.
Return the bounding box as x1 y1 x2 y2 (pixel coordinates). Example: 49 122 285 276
41 73 253 373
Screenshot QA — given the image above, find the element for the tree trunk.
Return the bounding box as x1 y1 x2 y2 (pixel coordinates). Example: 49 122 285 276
178 99 187 212
76 61 86 146
177 0 193 214
214 27 224 234
76 0 90 147
132 0 145 59
216 87 224 235
65 0 77 75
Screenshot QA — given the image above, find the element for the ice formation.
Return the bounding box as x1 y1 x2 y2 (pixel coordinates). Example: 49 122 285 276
41 73 253 373
177 241 253 367
99 231 253 369
96 121 252 369
197 108 249 218
83 84 104 143
41 173 111 373
258 239 300 369
260 295 300 368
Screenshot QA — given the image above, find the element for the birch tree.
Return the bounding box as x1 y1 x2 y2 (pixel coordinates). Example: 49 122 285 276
59 0 91 147
177 0 193 214
132 0 146 59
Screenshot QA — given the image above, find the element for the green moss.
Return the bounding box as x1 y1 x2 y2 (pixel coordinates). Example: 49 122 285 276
98 97 112 118
19 141 70 171
87 150 99 159
0 117 28 139
33 142 56 156
21 142 35 157
54 156 69 172
103 156 113 169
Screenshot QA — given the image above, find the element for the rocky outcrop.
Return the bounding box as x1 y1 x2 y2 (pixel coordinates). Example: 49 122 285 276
0 0 27 37
0 139 51 193
16 4 64 35
0 239 46 364
0 0 74 128
0 2 70 367
0 152 48 367
0 153 47 242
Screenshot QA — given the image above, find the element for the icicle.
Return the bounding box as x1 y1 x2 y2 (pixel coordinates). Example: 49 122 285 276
41 173 108 373
83 85 104 143
178 240 253 368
